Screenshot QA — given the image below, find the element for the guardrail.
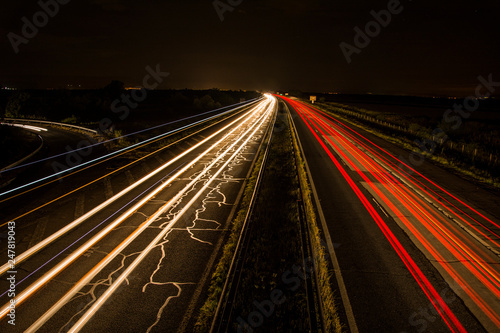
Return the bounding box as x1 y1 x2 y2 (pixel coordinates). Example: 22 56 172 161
3 118 98 135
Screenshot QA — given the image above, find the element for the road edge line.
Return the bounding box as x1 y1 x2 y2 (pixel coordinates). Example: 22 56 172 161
286 98 359 333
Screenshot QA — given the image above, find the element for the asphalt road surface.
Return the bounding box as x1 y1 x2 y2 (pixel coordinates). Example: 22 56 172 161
281 96 499 333
0 95 277 332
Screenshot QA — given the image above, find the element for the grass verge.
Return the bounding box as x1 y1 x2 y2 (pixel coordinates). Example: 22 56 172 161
224 107 305 331
287 104 344 333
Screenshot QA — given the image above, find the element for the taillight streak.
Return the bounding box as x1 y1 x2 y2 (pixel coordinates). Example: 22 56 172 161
286 97 466 332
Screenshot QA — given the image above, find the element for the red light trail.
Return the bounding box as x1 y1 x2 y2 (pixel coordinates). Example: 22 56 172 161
280 95 500 332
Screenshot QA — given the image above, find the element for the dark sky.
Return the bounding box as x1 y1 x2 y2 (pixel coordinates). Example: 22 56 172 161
1 0 499 96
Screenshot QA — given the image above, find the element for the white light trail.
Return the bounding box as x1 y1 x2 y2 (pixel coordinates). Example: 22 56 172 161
4 98 273 325
0 100 269 277
0 122 48 132
66 100 274 333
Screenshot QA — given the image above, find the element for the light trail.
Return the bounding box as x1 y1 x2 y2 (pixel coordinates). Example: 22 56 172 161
0 96 274 322
284 97 467 332
284 96 500 331
1 98 261 174
299 100 500 269
0 99 262 198
319 125 499 325
304 104 500 320
303 103 500 239
0 99 269 276
0 162 186 300
0 100 255 229
0 123 48 132
65 97 275 333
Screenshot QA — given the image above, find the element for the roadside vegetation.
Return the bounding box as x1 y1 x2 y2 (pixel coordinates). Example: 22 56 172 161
225 106 306 332
195 102 344 332
287 104 343 333
312 101 500 187
0 85 259 162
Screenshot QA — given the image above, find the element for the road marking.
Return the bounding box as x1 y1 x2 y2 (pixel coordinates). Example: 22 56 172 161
372 197 389 218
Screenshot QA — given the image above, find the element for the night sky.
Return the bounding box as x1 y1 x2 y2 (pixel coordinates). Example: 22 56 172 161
1 0 499 96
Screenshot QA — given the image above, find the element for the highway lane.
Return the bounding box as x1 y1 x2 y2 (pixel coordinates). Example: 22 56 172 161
0 102 260 273
0 98 263 253
281 96 498 332
0 95 277 331
0 101 262 228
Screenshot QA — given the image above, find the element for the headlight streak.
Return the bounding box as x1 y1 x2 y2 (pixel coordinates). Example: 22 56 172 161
0 98 273 323
0 100 268 277
284 97 466 332
1 98 262 174
65 99 275 333
0 99 264 199
0 101 256 233
0 123 48 132
0 161 186 300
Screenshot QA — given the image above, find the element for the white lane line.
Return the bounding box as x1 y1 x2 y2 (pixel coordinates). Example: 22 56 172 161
372 197 389 218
